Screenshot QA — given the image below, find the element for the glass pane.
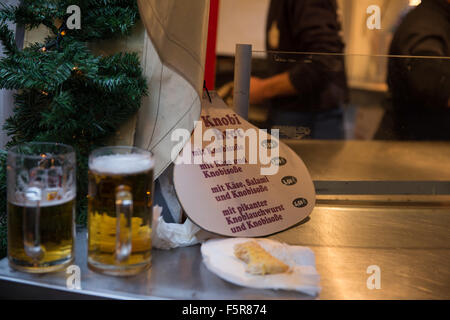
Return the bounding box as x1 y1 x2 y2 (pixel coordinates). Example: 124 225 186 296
240 52 449 142
215 0 449 199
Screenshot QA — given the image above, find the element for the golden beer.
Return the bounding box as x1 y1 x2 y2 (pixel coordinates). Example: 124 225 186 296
8 198 75 272
7 142 76 273
88 149 154 276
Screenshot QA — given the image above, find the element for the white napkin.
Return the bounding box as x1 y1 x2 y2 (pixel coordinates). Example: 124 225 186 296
201 238 321 296
151 206 214 250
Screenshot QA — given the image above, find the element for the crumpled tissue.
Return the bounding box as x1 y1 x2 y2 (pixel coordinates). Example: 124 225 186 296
151 206 215 250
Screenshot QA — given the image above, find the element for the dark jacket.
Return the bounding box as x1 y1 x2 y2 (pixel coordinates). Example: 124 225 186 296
265 0 348 113
386 0 450 140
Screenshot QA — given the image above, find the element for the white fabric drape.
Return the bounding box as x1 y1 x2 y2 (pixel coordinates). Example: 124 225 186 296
136 0 210 177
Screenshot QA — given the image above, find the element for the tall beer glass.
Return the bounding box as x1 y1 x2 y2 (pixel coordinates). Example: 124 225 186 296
7 143 76 273
87 146 154 276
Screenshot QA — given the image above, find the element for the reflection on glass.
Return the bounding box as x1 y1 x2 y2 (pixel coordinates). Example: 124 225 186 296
250 0 349 140
379 0 450 141
215 0 449 142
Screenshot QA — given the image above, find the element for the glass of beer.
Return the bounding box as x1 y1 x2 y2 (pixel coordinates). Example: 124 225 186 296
7 142 76 273
87 146 154 276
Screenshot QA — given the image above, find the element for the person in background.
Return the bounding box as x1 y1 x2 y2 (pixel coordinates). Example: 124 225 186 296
380 0 450 140
249 0 348 140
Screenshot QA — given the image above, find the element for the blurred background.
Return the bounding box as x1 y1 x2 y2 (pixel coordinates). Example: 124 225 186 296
212 0 449 141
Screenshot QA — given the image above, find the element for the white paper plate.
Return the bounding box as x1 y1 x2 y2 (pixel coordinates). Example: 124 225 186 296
201 238 321 296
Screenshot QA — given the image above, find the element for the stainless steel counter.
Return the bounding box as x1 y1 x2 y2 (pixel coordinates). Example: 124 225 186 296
286 140 450 198
0 140 449 299
285 140 450 181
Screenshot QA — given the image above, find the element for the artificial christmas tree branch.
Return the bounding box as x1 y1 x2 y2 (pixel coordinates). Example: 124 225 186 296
0 0 148 258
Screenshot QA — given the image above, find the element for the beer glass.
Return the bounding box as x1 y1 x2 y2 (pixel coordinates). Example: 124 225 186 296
87 146 154 276
7 143 76 273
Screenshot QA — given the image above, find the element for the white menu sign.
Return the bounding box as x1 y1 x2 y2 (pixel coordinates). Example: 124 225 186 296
173 93 315 237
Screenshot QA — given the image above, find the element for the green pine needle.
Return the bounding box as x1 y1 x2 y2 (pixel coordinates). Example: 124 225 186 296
0 1 148 259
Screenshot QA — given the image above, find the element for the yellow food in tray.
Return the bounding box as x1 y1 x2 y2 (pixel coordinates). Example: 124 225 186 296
234 241 290 275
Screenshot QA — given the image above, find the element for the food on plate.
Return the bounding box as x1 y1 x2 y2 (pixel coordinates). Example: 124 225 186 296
234 241 289 275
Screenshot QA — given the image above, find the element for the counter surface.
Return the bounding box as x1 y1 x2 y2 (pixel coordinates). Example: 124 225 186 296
286 140 450 182
0 140 449 299
1 204 449 299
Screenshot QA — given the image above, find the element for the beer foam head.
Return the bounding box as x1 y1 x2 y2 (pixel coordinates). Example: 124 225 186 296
90 154 154 175
11 190 76 207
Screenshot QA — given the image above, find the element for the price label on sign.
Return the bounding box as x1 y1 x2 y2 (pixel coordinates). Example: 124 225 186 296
173 93 316 237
